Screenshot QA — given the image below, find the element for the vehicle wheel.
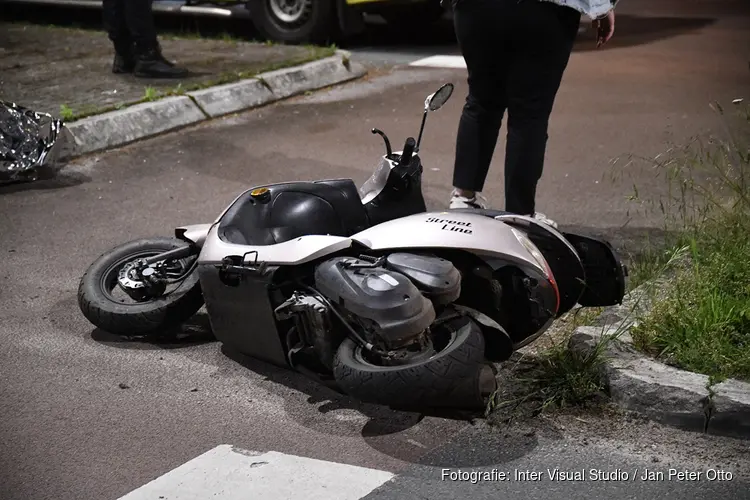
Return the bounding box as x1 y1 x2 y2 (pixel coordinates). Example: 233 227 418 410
379 1 445 29
248 0 336 44
332 313 494 409
77 237 204 337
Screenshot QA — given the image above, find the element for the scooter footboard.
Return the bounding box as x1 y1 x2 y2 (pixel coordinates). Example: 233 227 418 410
561 232 628 307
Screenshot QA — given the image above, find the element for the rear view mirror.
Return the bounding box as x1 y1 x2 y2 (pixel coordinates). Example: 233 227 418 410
424 83 454 112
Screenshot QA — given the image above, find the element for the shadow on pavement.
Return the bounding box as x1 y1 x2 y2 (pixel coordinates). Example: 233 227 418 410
81 304 538 467
219 345 536 467
89 312 217 350
0 170 90 194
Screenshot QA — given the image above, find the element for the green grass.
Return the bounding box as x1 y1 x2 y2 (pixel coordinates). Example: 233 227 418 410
624 101 750 381
143 86 159 102
484 100 750 421
485 307 610 421
514 331 609 411
59 104 74 121
631 213 750 381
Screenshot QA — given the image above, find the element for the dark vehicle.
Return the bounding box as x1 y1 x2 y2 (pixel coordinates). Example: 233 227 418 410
2 0 447 44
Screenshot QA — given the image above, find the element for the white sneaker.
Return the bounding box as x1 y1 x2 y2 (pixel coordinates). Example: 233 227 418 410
533 212 558 229
449 189 490 209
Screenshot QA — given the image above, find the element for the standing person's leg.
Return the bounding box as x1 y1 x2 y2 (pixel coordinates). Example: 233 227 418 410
125 0 188 78
503 1 580 220
102 0 135 73
449 0 511 209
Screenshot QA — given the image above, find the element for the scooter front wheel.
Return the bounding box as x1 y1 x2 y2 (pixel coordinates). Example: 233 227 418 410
332 314 495 410
77 237 204 336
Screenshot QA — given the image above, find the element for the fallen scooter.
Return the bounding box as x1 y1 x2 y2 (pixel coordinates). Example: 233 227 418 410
77 83 627 410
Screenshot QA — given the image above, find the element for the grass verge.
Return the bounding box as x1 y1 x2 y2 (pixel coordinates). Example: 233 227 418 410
486 99 749 422
624 100 750 382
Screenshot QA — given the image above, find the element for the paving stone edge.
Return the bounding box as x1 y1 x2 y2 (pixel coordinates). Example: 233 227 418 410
63 50 366 158
569 274 750 439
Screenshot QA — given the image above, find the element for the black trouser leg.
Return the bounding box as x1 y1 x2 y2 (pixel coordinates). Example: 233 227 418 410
503 2 580 215
123 0 159 53
451 0 580 213
451 0 509 194
102 0 130 51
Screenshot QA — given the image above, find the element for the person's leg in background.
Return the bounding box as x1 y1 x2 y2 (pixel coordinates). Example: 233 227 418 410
103 0 188 78
126 0 188 78
449 0 511 209
503 1 581 224
102 0 135 74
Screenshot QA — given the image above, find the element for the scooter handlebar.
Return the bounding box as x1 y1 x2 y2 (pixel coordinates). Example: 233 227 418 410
398 137 416 166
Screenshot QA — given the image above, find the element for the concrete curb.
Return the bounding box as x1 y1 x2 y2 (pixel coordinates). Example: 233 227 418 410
569 278 750 439
65 51 366 157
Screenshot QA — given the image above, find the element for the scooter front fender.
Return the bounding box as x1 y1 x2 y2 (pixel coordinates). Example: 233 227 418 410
175 224 212 248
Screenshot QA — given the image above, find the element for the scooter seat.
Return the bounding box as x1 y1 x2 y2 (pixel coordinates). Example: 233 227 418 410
218 179 370 246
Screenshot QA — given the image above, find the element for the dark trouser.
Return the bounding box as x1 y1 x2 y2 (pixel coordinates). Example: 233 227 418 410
451 0 580 215
102 0 158 54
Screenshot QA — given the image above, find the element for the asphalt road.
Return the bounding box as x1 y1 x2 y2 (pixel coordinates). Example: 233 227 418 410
1 1 749 499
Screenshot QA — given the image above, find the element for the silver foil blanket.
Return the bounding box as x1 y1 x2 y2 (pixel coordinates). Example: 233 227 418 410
0 100 73 184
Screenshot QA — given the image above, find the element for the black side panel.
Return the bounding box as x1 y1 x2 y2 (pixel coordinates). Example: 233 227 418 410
269 191 344 243
384 253 461 305
364 156 427 227
562 232 627 306
522 229 585 316
219 179 369 245
197 264 289 367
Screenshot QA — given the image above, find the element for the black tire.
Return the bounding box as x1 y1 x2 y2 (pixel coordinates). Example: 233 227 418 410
379 1 445 29
248 0 336 44
332 314 491 409
77 237 204 337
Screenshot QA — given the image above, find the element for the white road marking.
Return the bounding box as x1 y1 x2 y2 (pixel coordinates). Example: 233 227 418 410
117 445 395 500
409 55 467 69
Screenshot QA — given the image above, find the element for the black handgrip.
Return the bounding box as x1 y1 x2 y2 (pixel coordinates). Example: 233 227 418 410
399 137 416 166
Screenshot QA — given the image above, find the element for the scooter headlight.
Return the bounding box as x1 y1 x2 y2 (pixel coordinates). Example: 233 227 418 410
511 228 550 277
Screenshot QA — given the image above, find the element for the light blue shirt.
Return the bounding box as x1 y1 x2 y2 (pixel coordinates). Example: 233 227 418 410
541 0 618 19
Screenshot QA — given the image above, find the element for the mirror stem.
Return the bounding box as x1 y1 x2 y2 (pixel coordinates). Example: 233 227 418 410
415 110 428 153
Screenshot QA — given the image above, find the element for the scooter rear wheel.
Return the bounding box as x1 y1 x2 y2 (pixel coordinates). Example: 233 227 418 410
332 314 494 410
77 237 204 337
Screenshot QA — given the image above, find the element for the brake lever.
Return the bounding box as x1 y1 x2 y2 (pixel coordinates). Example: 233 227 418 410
371 128 392 156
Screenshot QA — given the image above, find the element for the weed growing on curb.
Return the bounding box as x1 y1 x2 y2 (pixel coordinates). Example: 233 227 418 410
59 104 74 121
143 87 159 102
484 308 608 423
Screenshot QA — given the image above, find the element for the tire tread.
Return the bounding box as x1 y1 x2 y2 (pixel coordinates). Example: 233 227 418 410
77 238 204 336
332 318 488 409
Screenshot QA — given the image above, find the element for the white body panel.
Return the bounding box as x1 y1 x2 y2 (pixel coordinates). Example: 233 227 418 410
193 210 546 271
351 211 545 274
197 225 353 266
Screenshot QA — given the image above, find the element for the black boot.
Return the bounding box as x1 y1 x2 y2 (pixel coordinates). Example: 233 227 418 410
133 45 188 78
112 41 135 74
